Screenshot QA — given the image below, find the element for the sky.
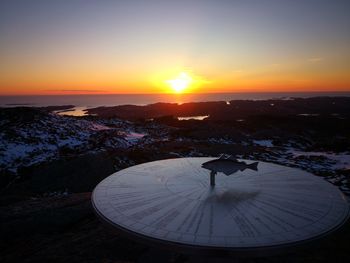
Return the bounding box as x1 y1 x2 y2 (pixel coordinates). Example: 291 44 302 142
0 0 349 95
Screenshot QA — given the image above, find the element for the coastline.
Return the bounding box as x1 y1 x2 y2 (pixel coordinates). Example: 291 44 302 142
1 91 350 109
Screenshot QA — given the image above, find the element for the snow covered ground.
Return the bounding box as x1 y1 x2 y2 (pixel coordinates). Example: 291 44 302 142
0 112 146 173
1 108 349 196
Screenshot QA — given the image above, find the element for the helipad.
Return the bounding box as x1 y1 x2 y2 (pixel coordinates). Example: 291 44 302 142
92 157 349 250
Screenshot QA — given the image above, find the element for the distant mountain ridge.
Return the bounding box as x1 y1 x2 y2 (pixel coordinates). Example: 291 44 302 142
86 97 350 120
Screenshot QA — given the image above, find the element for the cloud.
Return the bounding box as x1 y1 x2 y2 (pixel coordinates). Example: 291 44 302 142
308 57 324 62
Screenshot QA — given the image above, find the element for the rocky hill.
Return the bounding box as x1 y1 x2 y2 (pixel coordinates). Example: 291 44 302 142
1 99 350 263
0 107 145 174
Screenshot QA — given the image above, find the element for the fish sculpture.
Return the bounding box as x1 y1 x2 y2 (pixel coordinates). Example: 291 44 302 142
202 155 259 186
202 155 259 175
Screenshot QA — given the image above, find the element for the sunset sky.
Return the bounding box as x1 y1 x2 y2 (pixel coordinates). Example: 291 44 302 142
0 0 349 95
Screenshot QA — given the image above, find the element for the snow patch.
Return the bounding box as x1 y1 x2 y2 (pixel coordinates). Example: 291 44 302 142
253 140 274 147
125 132 146 143
288 150 350 169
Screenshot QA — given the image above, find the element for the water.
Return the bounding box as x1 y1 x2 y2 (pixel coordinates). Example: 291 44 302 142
55 106 90 116
178 115 209 121
1 92 349 109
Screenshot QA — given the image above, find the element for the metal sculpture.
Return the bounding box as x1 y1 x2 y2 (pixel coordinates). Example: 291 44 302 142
202 154 259 186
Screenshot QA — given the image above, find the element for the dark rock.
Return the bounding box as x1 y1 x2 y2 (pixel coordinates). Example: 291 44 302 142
2 152 115 199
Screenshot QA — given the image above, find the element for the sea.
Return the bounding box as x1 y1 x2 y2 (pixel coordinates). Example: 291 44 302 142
1 92 349 116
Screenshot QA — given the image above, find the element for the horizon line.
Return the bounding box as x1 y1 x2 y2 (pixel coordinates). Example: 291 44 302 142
1 90 350 97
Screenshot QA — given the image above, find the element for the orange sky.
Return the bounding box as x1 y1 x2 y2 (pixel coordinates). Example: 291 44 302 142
1 53 349 95
0 0 349 95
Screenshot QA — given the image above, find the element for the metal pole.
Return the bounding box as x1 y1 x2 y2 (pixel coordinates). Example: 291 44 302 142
210 171 216 186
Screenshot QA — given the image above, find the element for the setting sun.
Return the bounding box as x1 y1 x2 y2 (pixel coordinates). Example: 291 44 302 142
166 72 192 93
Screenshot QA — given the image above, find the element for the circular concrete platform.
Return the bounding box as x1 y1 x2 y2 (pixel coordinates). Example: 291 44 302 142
92 157 349 250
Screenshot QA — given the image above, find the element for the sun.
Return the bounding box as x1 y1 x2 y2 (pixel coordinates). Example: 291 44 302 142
166 72 192 93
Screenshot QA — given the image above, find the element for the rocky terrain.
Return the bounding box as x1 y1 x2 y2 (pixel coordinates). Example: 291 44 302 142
1 97 350 262
86 96 350 120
